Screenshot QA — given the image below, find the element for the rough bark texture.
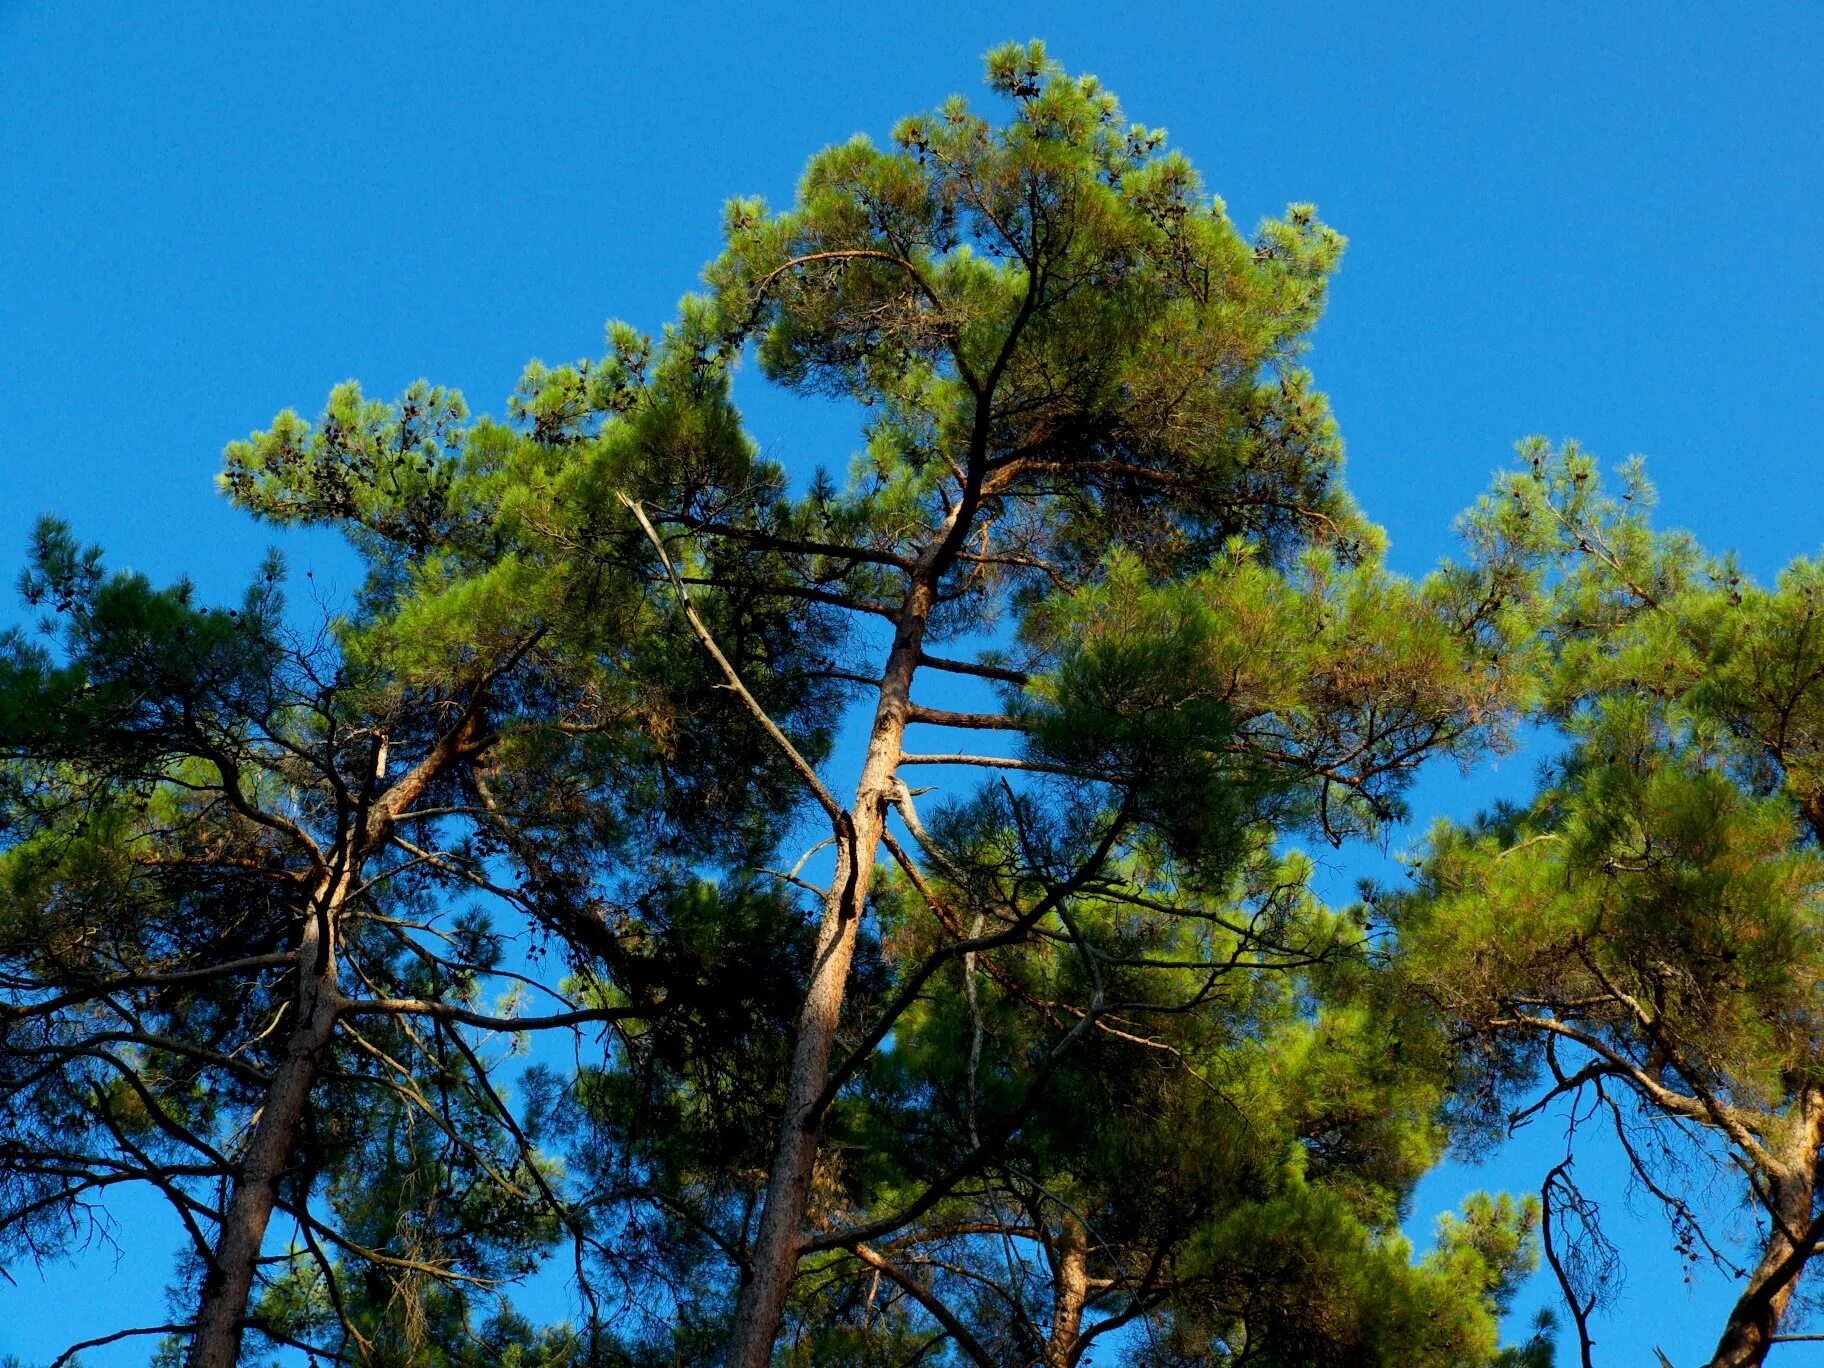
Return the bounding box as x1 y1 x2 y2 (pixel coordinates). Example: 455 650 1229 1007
1706 1091 1824 1368
186 879 346 1368
1044 1213 1091 1368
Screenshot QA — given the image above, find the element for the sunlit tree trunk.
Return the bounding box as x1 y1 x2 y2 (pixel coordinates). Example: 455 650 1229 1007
725 576 940 1368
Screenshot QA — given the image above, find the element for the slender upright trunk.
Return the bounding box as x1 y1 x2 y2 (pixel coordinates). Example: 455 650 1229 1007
1044 1213 1090 1368
1706 1091 1824 1368
187 879 346 1368
724 578 939 1368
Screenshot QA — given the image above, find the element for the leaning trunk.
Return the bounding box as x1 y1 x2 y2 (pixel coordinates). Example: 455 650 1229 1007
724 579 938 1368
187 882 344 1368
1706 1092 1824 1368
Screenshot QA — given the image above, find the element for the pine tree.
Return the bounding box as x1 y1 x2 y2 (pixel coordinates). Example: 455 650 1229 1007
557 42 1544 1364
1398 441 1824 1367
3 43 1566 1367
0 362 836 1364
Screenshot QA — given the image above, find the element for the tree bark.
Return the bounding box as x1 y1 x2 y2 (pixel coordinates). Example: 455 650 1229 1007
186 877 346 1368
724 575 941 1368
1706 1090 1824 1368
1044 1213 1090 1368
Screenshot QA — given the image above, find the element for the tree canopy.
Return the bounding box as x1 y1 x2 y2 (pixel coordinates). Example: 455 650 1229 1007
4 40 1813 1368
1396 444 1824 1367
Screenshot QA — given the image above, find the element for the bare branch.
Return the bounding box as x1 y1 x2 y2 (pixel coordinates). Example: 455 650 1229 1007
905 704 1027 732
1 953 297 1022
51 1324 195 1368
851 1244 999 1368
899 753 1093 779
620 492 844 823
335 997 641 1033
918 652 1030 687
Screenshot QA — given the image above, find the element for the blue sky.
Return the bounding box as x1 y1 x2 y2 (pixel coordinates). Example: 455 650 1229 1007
2 2 1822 1362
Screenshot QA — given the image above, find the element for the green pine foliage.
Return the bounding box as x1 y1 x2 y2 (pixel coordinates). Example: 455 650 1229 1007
1398 443 1824 1365
0 42 1641 1368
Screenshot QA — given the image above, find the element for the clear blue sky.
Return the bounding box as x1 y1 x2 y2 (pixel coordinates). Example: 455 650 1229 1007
2 3 1821 1363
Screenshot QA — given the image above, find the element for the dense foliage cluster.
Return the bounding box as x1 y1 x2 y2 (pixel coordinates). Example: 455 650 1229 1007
1 44 1813 1368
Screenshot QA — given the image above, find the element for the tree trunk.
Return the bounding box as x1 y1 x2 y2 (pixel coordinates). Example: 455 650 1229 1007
187 881 345 1368
1044 1213 1090 1368
1706 1092 1824 1368
725 579 939 1368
